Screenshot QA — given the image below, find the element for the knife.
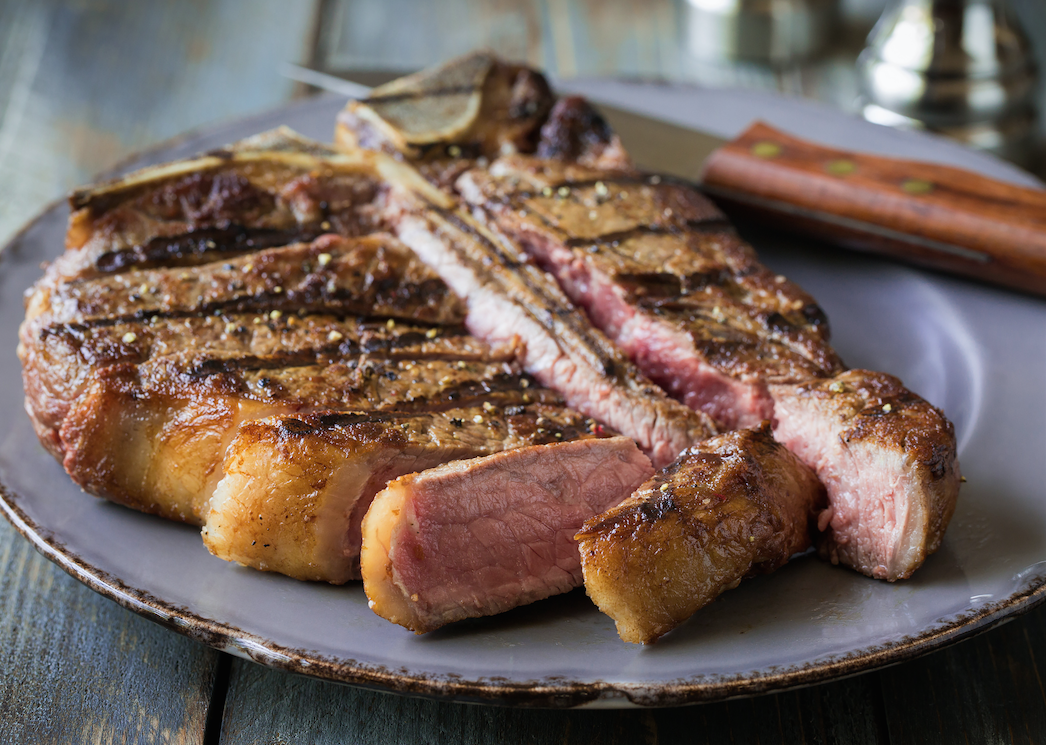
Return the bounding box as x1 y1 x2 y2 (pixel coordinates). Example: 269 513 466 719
282 62 1046 297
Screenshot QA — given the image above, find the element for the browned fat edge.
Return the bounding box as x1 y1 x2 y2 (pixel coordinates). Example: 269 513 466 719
93 225 324 273
559 222 734 250
428 207 628 383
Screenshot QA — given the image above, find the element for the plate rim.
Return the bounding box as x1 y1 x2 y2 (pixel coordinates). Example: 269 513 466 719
3 89 1044 708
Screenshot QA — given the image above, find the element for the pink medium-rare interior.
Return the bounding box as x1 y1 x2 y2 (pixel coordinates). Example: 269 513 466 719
771 392 922 580
382 438 653 628
508 220 773 430
396 214 687 467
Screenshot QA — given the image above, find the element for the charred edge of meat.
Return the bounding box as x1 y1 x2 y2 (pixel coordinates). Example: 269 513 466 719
274 405 605 442
560 221 735 250
431 207 628 382
41 278 457 333
94 225 324 273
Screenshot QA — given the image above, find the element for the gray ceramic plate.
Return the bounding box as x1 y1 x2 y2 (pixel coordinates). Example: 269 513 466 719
2 84 1045 708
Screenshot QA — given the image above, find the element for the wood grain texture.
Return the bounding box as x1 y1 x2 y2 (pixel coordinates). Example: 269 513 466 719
879 601 1046 745
217 654 888 744
0 519 221 744
702 122 1046 296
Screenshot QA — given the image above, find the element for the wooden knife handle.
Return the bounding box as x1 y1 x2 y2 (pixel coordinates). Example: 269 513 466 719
701 122 1046 297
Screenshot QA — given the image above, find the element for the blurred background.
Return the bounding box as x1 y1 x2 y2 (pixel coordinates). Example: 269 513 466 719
0 0 1043 247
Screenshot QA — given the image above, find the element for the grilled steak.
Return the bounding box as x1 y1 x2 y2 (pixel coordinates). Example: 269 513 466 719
204 405 614 584
360 436 653 630
449 157 958 581
772 370 960 580
456 156 843 429
576 424 824 644
391 203 716 467
19 51 965 641
22 233 469 460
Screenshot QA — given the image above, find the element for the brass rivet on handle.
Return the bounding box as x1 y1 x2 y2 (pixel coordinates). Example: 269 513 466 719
902 178 934 194
751 141 782 158
825 159 856 176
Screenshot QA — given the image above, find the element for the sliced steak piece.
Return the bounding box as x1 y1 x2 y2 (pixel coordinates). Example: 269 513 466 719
20 233 467 453
576 424 825 644
26 233 459 328
203 405 612 584
456 156 843 429
361 437 653 633
58 350 555 524
390 201 716 467
771 370 961 580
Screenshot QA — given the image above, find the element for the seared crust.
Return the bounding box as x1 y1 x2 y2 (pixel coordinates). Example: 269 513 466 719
771 370 961 580
576 424 825 643
361 437 653 632
203 404 611 583
456 157 842 428
20 234 469 454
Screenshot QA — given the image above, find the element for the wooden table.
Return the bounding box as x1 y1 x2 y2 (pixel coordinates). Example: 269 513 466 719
2 2 1045 742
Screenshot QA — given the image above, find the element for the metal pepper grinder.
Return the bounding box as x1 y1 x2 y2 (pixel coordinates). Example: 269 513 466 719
857 0 1040 166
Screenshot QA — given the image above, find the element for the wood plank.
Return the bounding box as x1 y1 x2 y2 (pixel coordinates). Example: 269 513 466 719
880 601 1046 745
0 519 221 743
216 656 887 744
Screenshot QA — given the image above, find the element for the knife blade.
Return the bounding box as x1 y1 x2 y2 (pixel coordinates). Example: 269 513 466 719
282 62 1046 297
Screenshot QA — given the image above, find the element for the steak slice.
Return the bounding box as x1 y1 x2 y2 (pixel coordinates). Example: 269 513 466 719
361 437 653 633
576 424 824 644
203 405 614 584
456 156 843 429
21 234 466 454
58 350 553 524
51 128 392 286
455 156 960 581
771 370 961 580
390 201 716 467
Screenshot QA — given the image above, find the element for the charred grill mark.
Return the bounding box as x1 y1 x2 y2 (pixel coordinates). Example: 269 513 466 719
616 268 733 299
94 226 322 273
638 493 678 522
185 351 355 377
431 207 628 382
561 221 732 250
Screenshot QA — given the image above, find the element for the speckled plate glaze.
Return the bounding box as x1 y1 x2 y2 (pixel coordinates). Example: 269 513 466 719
2 85 1045 708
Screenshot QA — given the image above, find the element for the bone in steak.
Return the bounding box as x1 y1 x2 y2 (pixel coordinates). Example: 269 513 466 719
19 51 965 641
